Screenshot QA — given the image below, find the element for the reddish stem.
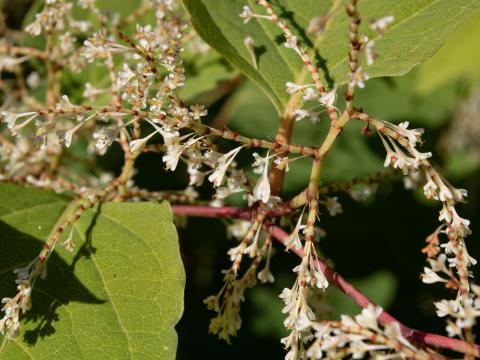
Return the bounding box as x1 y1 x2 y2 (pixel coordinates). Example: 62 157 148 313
268 225 480 357
171 204 480 357
172 204 291 219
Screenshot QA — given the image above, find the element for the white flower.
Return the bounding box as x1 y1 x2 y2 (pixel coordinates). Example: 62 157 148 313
63 113 96 148
188 165 208 186
163 144 184 171
370 16 395 34
253 153 271 203
421 267 447 284
423 176 438 199
365 39 376 65
83 82 106 99
208 146 243 187
448 209 472 239
324 197 342 216
284 36 298 50
257 266 274 283
92 126 118 155
252 152 267 173
227 220 251 240
319 87 337 107
146 120 180 145
286 213 305 251
239 6 254 23
25 16 42 36
189 104 208 120
243 36 258 70
62 227 76 252
353 67 369 88
273 156 289 172
129 131 157 155
286 82 314 95
312 266 329 289
0 55 29 72
303 87 319 101
293 109 319 123
355 304 382 330
434 299 458 317
117 64 136 87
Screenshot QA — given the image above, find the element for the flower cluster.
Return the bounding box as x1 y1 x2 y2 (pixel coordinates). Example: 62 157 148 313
306 305 433 359
0 0 478 358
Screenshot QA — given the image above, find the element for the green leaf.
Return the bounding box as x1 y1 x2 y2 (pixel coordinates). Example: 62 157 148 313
0 183 185 359
181 50 240 104
416 12 480 94
182 0 480 113
355 69 462 127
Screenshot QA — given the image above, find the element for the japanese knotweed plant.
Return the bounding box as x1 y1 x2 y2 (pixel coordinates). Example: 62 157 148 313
0 0 479 358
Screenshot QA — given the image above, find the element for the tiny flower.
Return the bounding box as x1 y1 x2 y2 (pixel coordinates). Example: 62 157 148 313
26 72 40 89
239 6 254 23
62 228 76 252
163 144 185 171
303 87 319 101
129 131 157 155
286 212 305 251
189 104 208 120
434 299 458 317
421 267 447 284
253 152 271 203
285 82 314 95
370 15 395 34
353 67 369 88
62 113 96 148
324 197 342 216
365 39 376 65
25 16 42 36
293 109 320 123
92 126 118 155
117 64 136 87
208 146 243 187
274 156 289 171
243 36 258 70
188 165 208 186
257 266 274 283
355 304 382 330
83 82 106 99
319 87 337 107
284 35 298 51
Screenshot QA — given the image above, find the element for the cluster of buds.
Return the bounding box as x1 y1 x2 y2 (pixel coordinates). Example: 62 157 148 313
0 258 46 339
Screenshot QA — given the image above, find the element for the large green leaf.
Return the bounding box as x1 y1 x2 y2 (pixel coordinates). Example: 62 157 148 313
0 183 184 359
182 0 480 113
416 12 480 94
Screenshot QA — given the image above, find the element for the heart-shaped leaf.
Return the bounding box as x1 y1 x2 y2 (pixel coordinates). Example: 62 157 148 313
0 183 184 359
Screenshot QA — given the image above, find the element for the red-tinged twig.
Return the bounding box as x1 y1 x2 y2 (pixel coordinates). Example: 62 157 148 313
267 225 480 358
169 204 480 357
171 204 291 219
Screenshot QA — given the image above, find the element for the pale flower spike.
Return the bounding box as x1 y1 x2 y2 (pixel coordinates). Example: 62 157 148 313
0 0 477 358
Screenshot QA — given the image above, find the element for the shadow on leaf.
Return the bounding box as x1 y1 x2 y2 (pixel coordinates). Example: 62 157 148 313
272 0 334 88
0 218 105 346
